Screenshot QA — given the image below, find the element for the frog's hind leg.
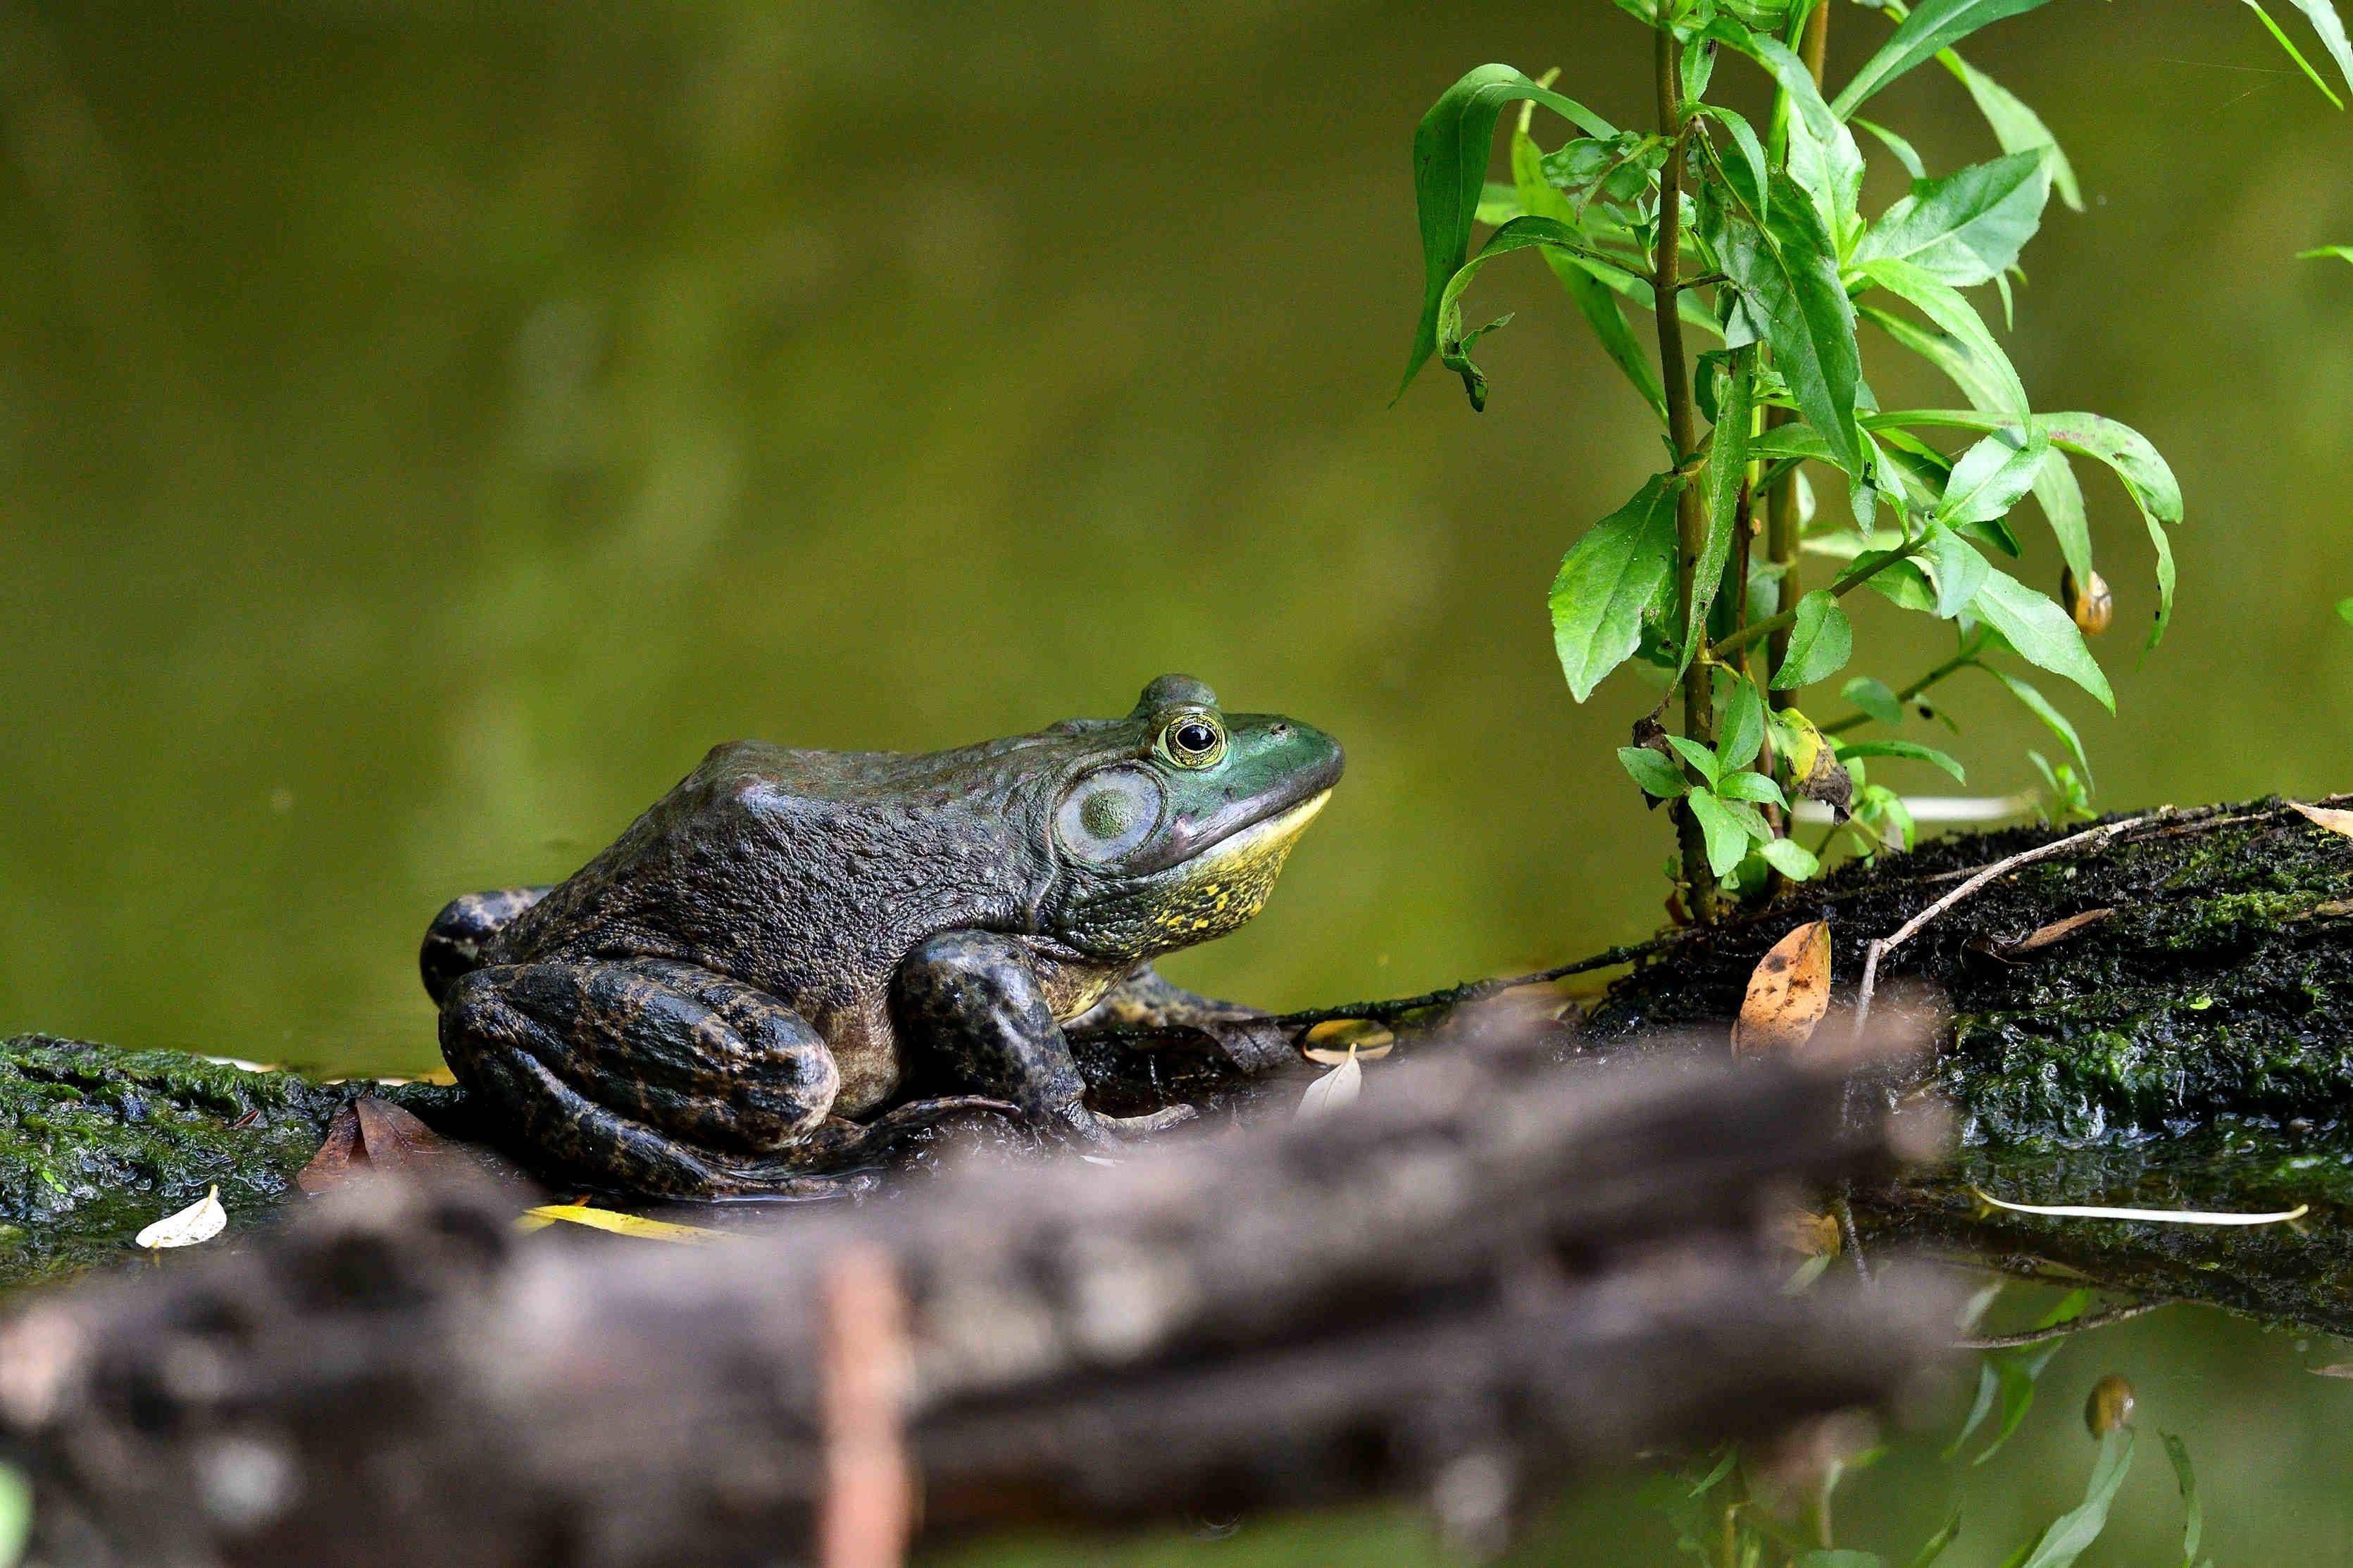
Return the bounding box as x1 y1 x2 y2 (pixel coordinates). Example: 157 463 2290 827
440 956 866 1198
420 886 552 1004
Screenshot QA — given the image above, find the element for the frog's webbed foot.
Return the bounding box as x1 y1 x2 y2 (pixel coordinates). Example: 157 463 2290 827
1059 1103 1199 1144
439 956 850 1200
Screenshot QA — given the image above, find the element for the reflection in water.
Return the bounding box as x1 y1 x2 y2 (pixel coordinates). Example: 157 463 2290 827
4 2 2353 1562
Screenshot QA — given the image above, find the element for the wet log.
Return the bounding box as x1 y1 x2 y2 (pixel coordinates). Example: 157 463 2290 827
0 1039 1948 1568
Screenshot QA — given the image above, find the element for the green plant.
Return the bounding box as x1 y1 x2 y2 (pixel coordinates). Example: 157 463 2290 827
1399 0 2350 920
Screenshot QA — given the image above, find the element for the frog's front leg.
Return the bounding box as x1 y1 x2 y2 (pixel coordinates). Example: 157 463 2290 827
441 956 1001 1197
892 932 1196 1143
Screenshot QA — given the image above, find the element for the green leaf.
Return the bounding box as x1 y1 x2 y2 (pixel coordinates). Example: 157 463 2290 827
2280 0 2353 98
1854 150 2052 288
1970 565 2114 710
1402 65 1616 399
1618 745 1692 798
1710 175 1864 472
1669 734 1725 786
1695 104 1771 222
1833 0 2054 117
2012 1429 2135 1568
2033 448 2095 585
1719 770 1790 806
1509 131 1666 417
1845 675 1906 726
1775 591 1854 689
0 1465 25 1568
1689 788 1757 878
1986 667 2090 782
2339 595 2353 624
1761 835 1821 879
1474 182 1523 226
1906 1506 1964 1568
1854 116 1927 182
1432 216 1618 409
1794 1554 1887 1568
1939 424 2051 525
2162 1432 2203 1568
1880 408 2182 644
1943 52 2083 212
1919 522 1991 618
1720 674 1767 771
1685 349 1757 672
2306 244 2353 264
1837 739 1967 783
1710 20 1864 246
2243 0 2347 108
1550 475 1682 701
1857 258 2029 417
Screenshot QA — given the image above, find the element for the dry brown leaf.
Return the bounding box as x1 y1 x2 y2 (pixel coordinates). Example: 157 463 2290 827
2289 800 2353 841
296 1104 362 1195
298 1096 478 1194
2002 907 2115 957
2291 899 2353 922
1780 1210 1841 1257
1732 920 1832 1055
2309 1363 2353 1379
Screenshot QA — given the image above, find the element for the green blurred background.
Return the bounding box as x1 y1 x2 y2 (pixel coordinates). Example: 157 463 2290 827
3 2 2352 1562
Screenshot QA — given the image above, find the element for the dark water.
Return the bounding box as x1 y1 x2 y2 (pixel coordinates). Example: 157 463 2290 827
4 2 2353 1561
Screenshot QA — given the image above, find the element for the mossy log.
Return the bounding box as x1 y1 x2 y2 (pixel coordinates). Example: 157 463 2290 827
5 796 2353 1305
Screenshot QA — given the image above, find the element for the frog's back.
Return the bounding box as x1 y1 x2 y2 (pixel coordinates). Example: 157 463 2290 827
486 738 1049 1005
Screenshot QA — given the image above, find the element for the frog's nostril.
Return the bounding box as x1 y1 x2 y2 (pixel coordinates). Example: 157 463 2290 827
1270 723 1290 737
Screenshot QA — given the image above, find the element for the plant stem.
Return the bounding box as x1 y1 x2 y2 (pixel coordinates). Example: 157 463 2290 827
1821 651 1978 735
1654 22 1716 922
1706 539 1915 662
1761 0 1830 715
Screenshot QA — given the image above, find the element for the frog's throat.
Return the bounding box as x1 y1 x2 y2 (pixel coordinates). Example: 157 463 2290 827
1142 789 1330 948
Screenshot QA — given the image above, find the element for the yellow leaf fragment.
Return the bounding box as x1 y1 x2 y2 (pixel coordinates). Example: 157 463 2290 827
1732 920 1832 1055
135 1186 227 1250
1301 1019 1395 1065
517 1204 725 1243
1780 1210 1842 1258
2289 800 2353 841
1969 1186 2309 1226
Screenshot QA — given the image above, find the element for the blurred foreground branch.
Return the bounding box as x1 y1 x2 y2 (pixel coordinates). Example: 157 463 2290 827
0 1037 1950 1568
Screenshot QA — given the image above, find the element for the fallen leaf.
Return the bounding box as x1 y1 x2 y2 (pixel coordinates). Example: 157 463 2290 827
2290 899 2353 922
297 1096 479 1195
1780 1210 1841 1258
135 1186 227 1250
1295 1048 1363 1119
1301 1019 1395 1065
515 1204 724 1243
296 1105 362 1194
1732 920 1832 1055
2309 1363 2353 1379
2002 907 2115 957
2289 800 2353 841
1969 1186 2309 1226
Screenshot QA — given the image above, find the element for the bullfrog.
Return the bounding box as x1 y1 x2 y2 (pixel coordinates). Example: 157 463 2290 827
420 675 1342 1197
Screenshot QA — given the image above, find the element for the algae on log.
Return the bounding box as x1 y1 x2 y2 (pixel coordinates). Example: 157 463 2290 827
1590 798 2353 1142
0 1037 466 1288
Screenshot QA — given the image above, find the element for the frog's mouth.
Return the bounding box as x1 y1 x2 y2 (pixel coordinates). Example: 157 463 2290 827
1187 789 1332 871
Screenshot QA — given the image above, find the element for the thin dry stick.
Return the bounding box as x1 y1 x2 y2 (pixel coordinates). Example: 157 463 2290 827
1953 1298 2175 1352
818 1246 916 1568
1849 815 2150 1035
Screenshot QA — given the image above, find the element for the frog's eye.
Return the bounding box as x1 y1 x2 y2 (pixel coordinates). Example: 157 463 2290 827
1056 766 1163 865
1156 710 1228 770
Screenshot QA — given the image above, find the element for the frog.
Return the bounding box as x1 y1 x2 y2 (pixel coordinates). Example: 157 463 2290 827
420 675 1342 1198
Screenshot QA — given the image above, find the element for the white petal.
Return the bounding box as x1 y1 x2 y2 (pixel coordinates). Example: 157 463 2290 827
1971 1186 2307 1226
135 1186 227 1250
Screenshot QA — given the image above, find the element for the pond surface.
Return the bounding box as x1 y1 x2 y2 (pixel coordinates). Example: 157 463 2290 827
4 2 2353 1561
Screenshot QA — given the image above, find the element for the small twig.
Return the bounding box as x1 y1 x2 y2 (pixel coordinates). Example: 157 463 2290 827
1834 1188 1871 1286
819 1245 914 1568
1953 1298 2175 1352
1275 932 1699 1029
1850 816 2149 1036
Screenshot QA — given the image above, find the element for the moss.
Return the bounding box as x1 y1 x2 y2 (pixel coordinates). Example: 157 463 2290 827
0 1035 465 1289
1588 798 2353 1146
